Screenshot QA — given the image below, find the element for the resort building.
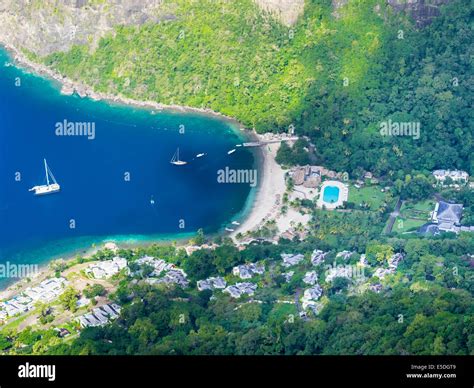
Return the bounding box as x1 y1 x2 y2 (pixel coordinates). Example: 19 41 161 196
0 277 67 319
281 253 305 267
373 267 395 279
150 269 189 288
232 263 265 279
280 228 309 241
23 277 67 303
432 170 469 186
388 253 404 269
290 165 343 188
184 243 219 256
103 242 119 253
223 282 257 298
317 180 349 210
373 253 404 279
86 257 128 279
301 285 323 312
311 249 328 266
135 256 174 277
77 303 121 328
431 201 463 230
303 271 318 285
418 200 474 235
197 276 227 291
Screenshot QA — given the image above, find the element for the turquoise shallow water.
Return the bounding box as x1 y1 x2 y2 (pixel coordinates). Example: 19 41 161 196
0 48 257 287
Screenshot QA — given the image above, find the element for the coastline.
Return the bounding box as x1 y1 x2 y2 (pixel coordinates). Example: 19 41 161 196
230 141 287 239
1 42 247 130
1 41 283 239
0 232 195 299
0 42 279 292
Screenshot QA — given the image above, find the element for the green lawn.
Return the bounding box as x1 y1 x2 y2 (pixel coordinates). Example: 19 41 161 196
399 200 434 220
391 217 426 234
267 303 297 324
348 185 388 210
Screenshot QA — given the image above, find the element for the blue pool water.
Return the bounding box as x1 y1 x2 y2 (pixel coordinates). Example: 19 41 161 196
0 47 257 286
322 186 340 203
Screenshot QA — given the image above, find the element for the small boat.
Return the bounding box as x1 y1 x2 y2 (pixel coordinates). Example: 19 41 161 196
231 221 240 226
227 149 236 155
236 144 242 147
225 227 235 232
170 148 188 166
29 159 61 196
150 196 155 205
196 153 206 158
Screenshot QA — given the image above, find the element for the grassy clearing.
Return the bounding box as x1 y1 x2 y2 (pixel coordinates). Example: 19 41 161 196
348 184 389 210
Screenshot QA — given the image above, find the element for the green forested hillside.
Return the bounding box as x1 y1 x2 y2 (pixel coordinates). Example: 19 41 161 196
2 234 471 356
41 0 472 178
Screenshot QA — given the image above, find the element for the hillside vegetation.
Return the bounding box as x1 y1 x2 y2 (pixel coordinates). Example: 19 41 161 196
38 0 472 179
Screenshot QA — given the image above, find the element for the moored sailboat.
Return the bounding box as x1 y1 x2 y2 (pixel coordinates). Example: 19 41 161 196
29 159 61 195
170 148 188 166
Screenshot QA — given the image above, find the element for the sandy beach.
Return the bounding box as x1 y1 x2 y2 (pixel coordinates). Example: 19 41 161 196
231 142 287 238
0 40 288 285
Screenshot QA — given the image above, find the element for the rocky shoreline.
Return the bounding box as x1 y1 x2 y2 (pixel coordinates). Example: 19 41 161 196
1 41 247 130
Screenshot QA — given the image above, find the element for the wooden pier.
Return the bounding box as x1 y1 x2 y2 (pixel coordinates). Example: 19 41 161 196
242 136 299 147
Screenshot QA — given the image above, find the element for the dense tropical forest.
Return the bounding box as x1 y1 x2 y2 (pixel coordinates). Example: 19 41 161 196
1 0 470 356
1 231 471 355
40 0 473 180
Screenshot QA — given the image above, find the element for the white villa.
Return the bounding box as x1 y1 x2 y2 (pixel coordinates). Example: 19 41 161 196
0 277 67 319
223 282 257 298
431 201 464 232
433 170 469 186
281 253 305 267
301 285 323 312
232 263 265 279
197 276 227 291
135 256 174 277
149 268 189 288
77 303 121 328
311 249 328 266
420 200 474 235
303 271 318 285
86 257 128 279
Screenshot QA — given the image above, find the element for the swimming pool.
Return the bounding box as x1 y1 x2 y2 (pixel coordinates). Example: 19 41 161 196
322 186 340 203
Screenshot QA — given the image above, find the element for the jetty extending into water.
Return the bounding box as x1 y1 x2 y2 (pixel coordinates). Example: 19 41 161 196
243 135 299 147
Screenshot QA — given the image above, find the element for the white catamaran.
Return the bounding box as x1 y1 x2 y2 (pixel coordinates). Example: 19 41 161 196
170 148 188 166
29 159 61 195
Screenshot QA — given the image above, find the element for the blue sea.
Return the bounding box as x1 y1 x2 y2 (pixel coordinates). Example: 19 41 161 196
0 48 256 287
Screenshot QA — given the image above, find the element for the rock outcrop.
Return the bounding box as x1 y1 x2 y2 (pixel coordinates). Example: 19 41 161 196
0 0 454 58
0 0 165 56
254 0 305 26
387 0 451 27
333 0 452 27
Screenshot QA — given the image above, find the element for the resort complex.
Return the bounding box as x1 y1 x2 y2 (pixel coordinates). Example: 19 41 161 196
0 1 471 384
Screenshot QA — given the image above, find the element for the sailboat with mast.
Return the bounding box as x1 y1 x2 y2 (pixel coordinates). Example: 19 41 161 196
29 159 61 195
170 148 188 166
